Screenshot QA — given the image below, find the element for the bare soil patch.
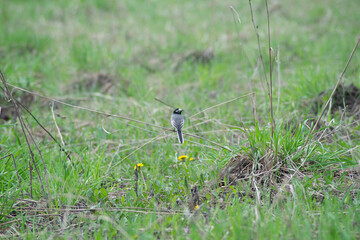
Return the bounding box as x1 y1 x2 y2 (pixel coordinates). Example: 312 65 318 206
313 83 360 116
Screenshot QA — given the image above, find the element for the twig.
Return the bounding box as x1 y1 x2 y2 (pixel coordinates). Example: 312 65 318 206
265 0 275 144
311 36 360 134
0 219 22 227
140 169 147 191
21 114 51 199
282 34 360 183
337 145 360 157
15 100 73 164
183 132 232 152
7 83 171 131
107 135 168 174
275 47 281 115
230 6 258 122
185 139 221 151
13 207 186 215
0 70 49 201
121 135 166 161
154 97 176 109
19 204 186 212
189 93 254 119
250 59 261 121
6 83 234 152
28 158 33 198
270 47 279 77
183 119 214 130
251 155 263 205
134 168 138 197
252 179 262 205
276 49 360 197
51 102 65 146
230 6 243 67
249 0 270 108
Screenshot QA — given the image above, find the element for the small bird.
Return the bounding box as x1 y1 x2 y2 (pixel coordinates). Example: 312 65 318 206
171 108 184 144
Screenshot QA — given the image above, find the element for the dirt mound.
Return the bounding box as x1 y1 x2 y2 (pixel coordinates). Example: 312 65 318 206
314 83 360 115
66 72 118 94
218 154 289 188
172 47 214 72
212 152 360 206
0 92 36 122
331 83 360 113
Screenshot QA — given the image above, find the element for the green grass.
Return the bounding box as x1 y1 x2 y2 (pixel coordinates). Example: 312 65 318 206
1 0 360 239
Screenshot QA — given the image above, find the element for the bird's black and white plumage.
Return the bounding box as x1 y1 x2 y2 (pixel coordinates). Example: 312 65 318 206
171 108 184 144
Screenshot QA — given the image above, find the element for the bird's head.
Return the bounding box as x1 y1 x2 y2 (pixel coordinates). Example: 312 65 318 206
173 108 184 114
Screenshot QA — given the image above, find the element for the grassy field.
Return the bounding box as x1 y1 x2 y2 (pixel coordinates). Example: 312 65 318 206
1 0 360 239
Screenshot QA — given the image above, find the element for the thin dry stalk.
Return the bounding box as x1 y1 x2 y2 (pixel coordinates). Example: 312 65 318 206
265 0 275 133
275 79 359 200
28 158 33 198
230 5 243 66
15 100 73 164
311 36 360 134
265 0 275 121
189 93 254 119
8 83 171 131
186 139 220 151
39 204 186 213
8 84 232 152
0 70 49 201
183 119 214 130
269 47 279 77
251 156 263 205
250 59 262 121
154 97 176 109
275 47 281 115
13 206 185 215
230 6 258 122
0 219 22 227
184 132 232 152
230 6 242 43
134 168 138 197
249 0 276 151
51 101 65 146
121 135 166 160
21 117 50 199
252 179 262 205
106 135 167 175
248 1 270 104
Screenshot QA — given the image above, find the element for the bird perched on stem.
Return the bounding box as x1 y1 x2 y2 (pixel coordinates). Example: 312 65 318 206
171 108 184 144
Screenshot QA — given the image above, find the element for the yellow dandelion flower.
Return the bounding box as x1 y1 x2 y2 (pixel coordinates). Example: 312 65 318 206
134 163 144 170
194 205 199 210
189 157 194 161
178 155 188 161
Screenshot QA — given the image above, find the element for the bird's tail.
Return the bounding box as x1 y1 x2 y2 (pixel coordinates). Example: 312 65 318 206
177 129 184 144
